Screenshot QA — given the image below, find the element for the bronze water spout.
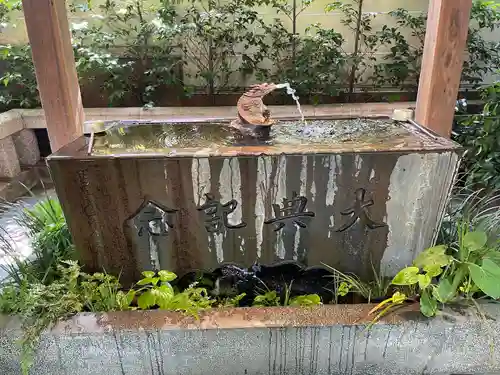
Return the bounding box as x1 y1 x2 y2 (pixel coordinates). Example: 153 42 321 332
230 83 278 136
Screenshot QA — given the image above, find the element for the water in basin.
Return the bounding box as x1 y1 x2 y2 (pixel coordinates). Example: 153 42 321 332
92 118 411 155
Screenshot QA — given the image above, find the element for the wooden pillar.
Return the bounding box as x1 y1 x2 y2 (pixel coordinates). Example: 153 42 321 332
415 0 472 138
22 0 84 152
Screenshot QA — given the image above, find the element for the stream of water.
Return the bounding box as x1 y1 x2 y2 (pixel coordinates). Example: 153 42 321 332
275 83 305 123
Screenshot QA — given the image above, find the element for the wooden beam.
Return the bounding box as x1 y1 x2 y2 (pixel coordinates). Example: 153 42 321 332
22 0 84 152
415 0 472 138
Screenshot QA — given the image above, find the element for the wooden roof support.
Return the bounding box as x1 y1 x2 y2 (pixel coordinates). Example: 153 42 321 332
415 0 473 138
22 0 84 152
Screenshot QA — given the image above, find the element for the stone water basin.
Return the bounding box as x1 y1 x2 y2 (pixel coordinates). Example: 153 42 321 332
47 115 461 285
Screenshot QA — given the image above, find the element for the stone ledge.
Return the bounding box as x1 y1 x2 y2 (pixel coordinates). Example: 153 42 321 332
0 303 499 375
0 102 417 136
0 110 24 139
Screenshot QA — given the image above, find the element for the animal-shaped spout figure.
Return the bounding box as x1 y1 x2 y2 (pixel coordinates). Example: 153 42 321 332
230 82 278 137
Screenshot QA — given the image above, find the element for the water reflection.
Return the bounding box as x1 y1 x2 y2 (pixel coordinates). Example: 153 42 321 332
92 118 407 155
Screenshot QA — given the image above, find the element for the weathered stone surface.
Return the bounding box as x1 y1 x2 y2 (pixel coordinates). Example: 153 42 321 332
0 110 24 140
0 169 41 202
47 118 460 285
0 136 20 178
1 304 500 375
12 129 41 166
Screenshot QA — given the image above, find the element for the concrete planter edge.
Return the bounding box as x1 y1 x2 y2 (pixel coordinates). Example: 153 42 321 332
1 303 499 375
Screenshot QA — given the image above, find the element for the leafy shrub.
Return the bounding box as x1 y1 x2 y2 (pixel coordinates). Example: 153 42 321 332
132 270 213 317
0 263 215 374
371 9 426 90
0 261 132 374
73 0 183 107
454 80 500 190
373 230 500 318
0 197 73 286
16 198 74 284
0 0 498 103
0 44 40 110
178 0 275 97
373 1 500 89
438 186 500 247
283 25 346 98
325 0 379 94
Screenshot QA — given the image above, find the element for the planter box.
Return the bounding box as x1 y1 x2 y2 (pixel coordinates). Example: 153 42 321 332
47 115 460 285
1 304 499 375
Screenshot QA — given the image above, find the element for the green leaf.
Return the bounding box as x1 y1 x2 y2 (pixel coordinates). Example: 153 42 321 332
137 290 155 309
469 259 500 299
253 291 279 307
159 283 174 296
420 289 437 317
391 291 406 304
463 231 487 251
125 290 136 305
392 267 419 285
413 245 452 269
158 270 177 282
483 250 500 265
116 290 135 310
141 271 155 278
152 285 174 309
423 264 443 278
137 277 159 286
289 294 321 307
417 274 431 290
434 278 454 303
338 282 350 296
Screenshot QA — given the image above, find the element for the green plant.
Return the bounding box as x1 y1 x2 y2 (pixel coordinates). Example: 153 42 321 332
1 261 87 375
0 44 40 110
373 1 500 90
454 80 500 190
0 262 218 374
178 0 273 99
438 186 500 247
220 292 247 307
296 25 346 98
323 263 392 303
72 0 183 107
0 196 74 287
253 290 281 307
271 0 314 66
367 291 406 324
462 0 500 85
16 198 74 284
133 270 214 317
325 0 379 94
381 230 500 318
288 294 321 306
80 271 134 312
371 8 425 90
252 285 321 307
259 22 346 100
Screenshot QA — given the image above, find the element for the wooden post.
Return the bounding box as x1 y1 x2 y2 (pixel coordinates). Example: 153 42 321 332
22 0 84 152
415 0 472 138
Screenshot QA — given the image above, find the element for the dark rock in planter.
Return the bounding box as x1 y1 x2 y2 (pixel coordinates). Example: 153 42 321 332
176 262 336 305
